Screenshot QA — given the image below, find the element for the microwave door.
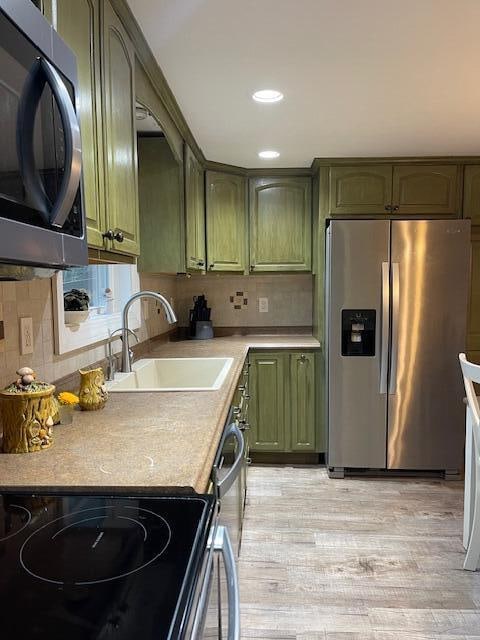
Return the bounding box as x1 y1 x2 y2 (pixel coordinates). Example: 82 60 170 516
17 57 81 229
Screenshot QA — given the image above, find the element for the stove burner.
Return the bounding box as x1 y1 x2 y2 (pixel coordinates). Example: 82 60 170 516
20 505 171 585
0 504 32 543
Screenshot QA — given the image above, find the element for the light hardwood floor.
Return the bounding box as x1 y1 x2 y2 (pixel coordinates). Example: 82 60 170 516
238 466 480 639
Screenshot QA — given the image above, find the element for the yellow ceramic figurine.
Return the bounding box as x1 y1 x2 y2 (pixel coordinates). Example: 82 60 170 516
78 368 108 411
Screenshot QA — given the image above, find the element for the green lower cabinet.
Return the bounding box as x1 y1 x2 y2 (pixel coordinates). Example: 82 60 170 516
249 352 286 451
289 352 316 451
249 350 316 453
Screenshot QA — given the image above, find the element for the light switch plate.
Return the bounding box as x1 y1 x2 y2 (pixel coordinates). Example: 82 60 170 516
20 317 34 355
259 297 269 313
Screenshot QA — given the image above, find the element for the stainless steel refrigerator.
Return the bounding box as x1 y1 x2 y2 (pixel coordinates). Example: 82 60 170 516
326 219 470 477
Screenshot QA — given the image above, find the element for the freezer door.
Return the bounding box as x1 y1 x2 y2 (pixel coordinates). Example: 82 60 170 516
327 219 390 469
387 220 470 470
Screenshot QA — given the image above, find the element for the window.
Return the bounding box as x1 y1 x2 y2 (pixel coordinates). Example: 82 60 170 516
53 264 141 355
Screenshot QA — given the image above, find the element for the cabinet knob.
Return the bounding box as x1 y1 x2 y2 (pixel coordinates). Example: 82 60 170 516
102 229 115 241
250 265 255 271
300 354 306 362
392 205 399 212
114 231 124 243
384 205 393 212
209 263 215 270
197 260 204 267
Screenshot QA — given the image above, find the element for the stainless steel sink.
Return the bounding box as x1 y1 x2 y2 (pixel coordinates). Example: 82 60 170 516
107 357 234 392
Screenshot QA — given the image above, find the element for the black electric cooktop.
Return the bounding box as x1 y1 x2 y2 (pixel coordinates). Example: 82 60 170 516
0 493 214 639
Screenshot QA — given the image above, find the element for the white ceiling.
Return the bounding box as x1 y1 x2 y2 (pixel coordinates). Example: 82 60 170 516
127 0 480 168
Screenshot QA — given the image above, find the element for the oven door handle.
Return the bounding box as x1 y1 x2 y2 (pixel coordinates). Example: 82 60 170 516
214 525 240 640
189 534 216 639
215 423 245 499
17 57 82 228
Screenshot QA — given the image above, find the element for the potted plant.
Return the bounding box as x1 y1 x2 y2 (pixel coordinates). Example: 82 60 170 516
64 288 90 326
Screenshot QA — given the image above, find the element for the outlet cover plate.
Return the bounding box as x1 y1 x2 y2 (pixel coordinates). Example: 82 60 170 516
259 297 269 313
20 317 34 355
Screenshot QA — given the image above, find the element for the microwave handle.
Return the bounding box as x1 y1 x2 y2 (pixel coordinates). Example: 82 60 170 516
214 525 240 640
17 58 82 228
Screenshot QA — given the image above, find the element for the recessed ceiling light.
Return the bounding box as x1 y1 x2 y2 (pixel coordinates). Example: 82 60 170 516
252 89 284 103
258 150 280 159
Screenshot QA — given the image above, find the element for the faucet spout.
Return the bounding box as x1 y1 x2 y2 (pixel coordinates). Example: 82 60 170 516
121 291 177 373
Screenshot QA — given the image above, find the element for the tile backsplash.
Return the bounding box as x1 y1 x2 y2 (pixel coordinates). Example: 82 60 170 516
0 271 312 390
176 274 313 328
0 273 176 390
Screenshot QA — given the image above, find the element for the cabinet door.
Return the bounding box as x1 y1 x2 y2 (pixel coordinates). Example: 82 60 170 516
289 352 316 451
249 177 311 272
102 0 140 256
137 137 184 274
392 165 460 215
185 145 205 270
47 0 106 249
206 171 246 272
329 165 392 215
249 352 286 451
468 229 480 364
464 165 480 226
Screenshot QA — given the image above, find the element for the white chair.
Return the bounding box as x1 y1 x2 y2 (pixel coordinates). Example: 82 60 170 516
459 353 480 571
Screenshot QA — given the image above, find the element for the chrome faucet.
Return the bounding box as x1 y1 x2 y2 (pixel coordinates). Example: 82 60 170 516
106 327 139 381
121 291 177 373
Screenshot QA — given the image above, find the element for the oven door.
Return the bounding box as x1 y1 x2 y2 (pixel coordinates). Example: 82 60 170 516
0 2 85 267
188 524 240 640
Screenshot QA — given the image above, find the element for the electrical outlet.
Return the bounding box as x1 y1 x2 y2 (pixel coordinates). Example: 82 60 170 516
258 297 269 313
20 317 33 355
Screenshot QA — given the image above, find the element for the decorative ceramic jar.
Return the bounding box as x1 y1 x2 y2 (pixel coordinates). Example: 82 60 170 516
78 368 108 411
0 383 56 453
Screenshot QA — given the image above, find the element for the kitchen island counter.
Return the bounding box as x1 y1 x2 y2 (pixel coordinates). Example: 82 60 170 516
0 335 319 495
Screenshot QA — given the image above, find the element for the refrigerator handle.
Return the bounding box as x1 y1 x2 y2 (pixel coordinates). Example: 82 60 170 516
389 262 400 394
380 262 390 394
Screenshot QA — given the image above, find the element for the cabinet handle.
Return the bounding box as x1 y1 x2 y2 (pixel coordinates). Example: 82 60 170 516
300 354 306 362
197 260 204 267
384 205 393 212
114 231 124 243
102 229 115 240
246 457 252 465
250 265 255 271
209 263 215 270
233 406 241 416
392 205 399 212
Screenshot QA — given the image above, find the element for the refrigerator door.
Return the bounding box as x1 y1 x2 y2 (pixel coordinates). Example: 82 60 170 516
387 220 470 470
327 219 390 469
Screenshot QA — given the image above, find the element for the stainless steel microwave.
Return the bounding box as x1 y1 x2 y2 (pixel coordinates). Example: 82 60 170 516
0 0 87 277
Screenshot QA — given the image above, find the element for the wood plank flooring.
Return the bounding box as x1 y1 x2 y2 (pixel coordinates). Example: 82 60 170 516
238 466 480 639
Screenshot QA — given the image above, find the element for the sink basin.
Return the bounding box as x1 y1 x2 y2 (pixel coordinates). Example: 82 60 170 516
107 357 234 392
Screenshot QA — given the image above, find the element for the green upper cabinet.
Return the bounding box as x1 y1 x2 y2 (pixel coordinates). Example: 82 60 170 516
137 136 184 274
392 165 460 215
206 171 246 272
289 353 316 451
101 0 140 256
44 0 106 249
249 352 286 451
249 177 312 272
464 165 480 225
185 145 206 271
329 165 392 215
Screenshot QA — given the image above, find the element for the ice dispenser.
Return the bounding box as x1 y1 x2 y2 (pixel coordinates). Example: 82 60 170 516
341 310 376 356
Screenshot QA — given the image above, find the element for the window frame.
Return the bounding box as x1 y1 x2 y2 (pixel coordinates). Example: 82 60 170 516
52 265 141 355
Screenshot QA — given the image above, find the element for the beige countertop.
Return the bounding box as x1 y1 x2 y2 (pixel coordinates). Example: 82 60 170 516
0 335 320 495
